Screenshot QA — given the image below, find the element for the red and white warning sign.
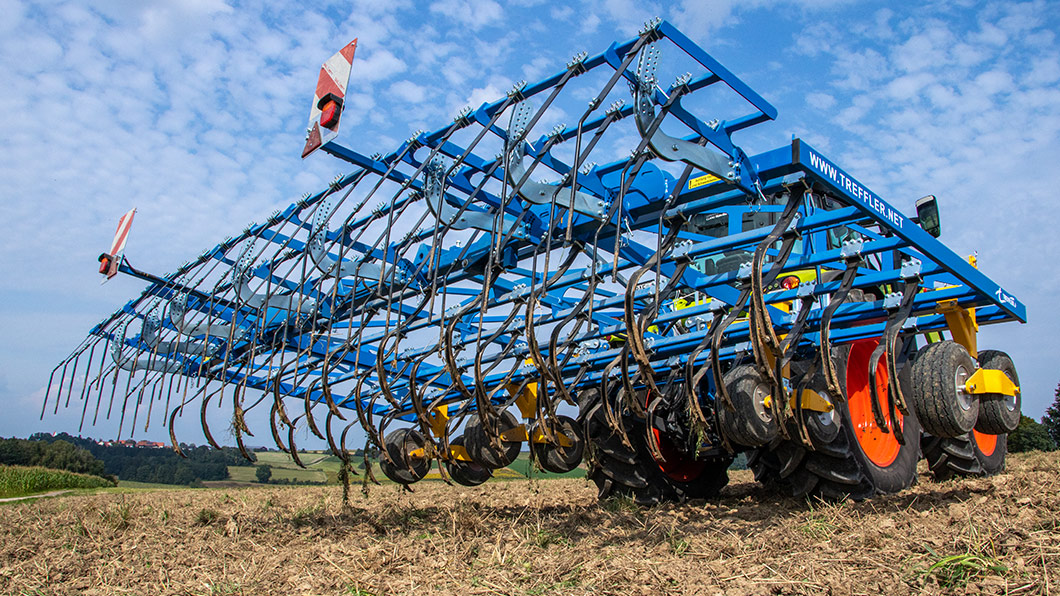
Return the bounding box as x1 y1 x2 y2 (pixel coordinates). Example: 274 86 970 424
99 207 136 280
301 39 358 158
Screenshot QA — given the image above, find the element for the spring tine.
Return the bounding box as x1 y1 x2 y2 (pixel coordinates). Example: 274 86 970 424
288 415 307 468
92 361 114 427
303 379 326 440
142 376 161 432
76 340 99 413
53 356 71 416
41 363 61 420
162 370 176 426
114 368 135 440
168 405 187 458
129 381 147 437
269 399 288 453
200 384 223 450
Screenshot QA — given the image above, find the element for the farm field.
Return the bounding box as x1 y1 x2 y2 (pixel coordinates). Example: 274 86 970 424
223 451 584 486
0 451 1056 595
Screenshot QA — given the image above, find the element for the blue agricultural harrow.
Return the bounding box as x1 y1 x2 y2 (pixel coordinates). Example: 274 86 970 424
47 20 1026 504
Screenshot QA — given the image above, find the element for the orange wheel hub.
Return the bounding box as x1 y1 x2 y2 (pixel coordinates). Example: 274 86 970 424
846 338 903 467
973 429 998 456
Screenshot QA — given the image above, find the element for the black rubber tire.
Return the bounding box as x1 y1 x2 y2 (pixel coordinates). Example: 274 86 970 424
378 428 430 485
444 435 492 487
530 415 586 473
464 410 522 469
910 341 978 438
581 388 730 506
718 365 778 447
923 431 1007 481
749 341 921 501
974 350 1021 435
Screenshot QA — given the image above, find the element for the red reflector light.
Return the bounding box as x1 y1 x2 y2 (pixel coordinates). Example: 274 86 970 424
781 275 800 290
319 100 340 128
98 254 111 275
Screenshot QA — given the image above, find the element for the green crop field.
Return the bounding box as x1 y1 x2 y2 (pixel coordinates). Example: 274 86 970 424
235 450 583 486
228 465 327 483
503 453 586 479
0 465 115 498
115 480 188 490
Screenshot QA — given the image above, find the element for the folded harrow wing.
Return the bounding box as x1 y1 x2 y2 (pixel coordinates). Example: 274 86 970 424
48 20 1026 504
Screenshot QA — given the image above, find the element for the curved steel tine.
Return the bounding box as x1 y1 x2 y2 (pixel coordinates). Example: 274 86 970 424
269 399 289 453
287 414 307 469
200 383 225 450
302 379 327 440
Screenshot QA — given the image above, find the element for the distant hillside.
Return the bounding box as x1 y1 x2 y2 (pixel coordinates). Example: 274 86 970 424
27 433 248 486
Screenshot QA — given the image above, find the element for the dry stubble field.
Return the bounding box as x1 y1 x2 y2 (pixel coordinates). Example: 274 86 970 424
0 451 1057 596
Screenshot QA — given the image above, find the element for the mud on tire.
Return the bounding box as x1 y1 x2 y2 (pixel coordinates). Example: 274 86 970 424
922 431 1006 481
579 388 731 506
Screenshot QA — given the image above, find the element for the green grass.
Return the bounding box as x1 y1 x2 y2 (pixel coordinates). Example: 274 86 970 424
503 453 586 479
228 465 327 483
227 450 583 488
253 451 335 468
0 465 115 498
920 549 1008 588
115 480 187 490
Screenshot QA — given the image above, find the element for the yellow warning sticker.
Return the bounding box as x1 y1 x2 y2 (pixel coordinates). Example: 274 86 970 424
688 173 720 189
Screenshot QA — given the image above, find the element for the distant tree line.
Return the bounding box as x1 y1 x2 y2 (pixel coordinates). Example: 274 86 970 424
1005 382 1059 453
1043 383 1060 447
24 433 252 485
0 437 107 479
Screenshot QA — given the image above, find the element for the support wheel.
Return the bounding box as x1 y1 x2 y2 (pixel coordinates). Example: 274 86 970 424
444 435 492 486
530 415 585 473
923 430 1006 481
910 341 978 438
749 338 920 501
718 364 778 447
974 350 1021 435
464 410 522 469
580 387 730 506
378 428 430 485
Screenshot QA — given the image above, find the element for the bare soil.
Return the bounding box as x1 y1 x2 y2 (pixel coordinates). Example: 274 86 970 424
0 451 1057 596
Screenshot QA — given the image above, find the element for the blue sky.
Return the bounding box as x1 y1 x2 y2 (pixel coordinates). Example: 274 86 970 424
1 0 1058 447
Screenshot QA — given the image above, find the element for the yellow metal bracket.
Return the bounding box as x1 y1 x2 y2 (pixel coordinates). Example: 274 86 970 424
936 299 978 357
427 406 449 439
507 376 539 419
964 368 1019 396
497 424 574 447
448 445 472 462
499 425 529 443
763 388 833 413
791 388 834 413
408 444 473 461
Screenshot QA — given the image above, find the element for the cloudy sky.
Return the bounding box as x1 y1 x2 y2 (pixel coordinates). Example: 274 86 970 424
1 0 1058 447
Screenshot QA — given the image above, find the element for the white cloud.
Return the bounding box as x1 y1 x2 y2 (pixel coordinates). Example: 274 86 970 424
352 48 408 82
463 83 504 111
429 0 503 30
805 91 835 111
389 80 427 103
